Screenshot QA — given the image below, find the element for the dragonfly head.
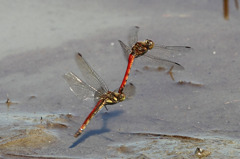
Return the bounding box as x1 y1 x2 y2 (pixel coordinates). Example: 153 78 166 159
106 92 125 104
118 93 126 102
112 92 125 102
113 92 125 102
145 39 154 50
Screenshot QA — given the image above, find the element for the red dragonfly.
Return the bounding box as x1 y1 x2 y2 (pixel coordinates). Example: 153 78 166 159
118 26 192 93
63 53 135 138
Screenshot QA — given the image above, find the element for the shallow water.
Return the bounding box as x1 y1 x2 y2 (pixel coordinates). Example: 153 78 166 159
1 0 240 158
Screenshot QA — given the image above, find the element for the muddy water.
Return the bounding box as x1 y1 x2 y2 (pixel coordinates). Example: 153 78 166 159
1 0 240 158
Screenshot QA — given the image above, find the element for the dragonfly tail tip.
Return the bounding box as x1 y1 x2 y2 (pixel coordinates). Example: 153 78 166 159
77 53 82 57
74 131 82 138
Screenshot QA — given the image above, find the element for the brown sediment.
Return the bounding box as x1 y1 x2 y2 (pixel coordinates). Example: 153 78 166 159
142 66 165 72
54 113 73 123
141 65 174 80
111 132 238 158
128 132 204 142
115 145 134 154
65 113 73 119
28 95 37 100
36 114 71 129
157 66 165 71
0 128 56 154
46 121 68 129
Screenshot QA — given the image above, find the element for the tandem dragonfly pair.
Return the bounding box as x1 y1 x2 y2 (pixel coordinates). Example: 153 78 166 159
63 26 192 138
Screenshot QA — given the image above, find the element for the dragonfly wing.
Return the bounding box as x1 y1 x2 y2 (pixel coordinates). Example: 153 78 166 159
143 53 184 70
93 87 105 103
63 72 95 101
123 83 136 99
153 45 193 58
156 45 192 52
128 26 139 47
118 40 132 61
75 53 108 96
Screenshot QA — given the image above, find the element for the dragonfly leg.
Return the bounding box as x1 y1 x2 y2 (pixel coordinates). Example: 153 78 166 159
104 105 108 111
74 129 83 138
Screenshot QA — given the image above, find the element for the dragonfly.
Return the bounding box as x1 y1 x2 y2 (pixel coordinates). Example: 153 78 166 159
63 53 135 138
118 26 192 93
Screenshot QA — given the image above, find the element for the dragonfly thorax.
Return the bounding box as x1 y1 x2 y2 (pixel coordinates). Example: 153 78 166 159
103 91 125 104
131 39 154 58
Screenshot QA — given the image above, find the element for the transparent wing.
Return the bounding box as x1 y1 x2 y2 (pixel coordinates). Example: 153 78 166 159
152 45 193 58
128 26 139 47
113 82 136 99
154 45 192 52
75 53 108 97
123 83 136 99
140 45 192 70
93 87 106 103
63 72 97 101
119 39 184 71
118 40 132 61
143 53 184 70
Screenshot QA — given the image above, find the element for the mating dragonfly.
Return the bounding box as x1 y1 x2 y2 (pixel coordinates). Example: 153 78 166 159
118 26 192 93
63 53 135 137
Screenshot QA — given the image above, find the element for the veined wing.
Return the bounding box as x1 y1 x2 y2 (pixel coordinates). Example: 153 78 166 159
154 45 192 52
119 39 185 70
143 53 184 70
63 72 98 101
123 83 136 99
128 26 139 47
141 45 192 70
113 82 136 99
152 45 192 58
118 40 132 61
75 53 108 97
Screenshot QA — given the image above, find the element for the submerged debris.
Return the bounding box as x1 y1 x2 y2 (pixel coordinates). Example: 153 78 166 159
194 147 211 158
0 97 18 107
46 121 68 129
167 66 175 81
177 81 203 87
142 66 165 72
28 95 37 100
116 145 134 154
109 132 240 158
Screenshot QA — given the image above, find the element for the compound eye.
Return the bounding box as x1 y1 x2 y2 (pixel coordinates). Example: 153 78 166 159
120 93 125 101
146 40 151 44
146 39 154 49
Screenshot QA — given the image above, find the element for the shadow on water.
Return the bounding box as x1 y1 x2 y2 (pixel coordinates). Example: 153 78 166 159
69 110 124 148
